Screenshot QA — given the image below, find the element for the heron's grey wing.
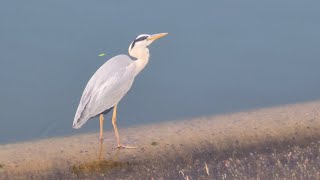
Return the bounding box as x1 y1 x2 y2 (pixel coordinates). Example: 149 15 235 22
73 55 136 128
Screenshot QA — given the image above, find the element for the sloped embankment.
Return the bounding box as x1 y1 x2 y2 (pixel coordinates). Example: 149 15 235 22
1 101 320 179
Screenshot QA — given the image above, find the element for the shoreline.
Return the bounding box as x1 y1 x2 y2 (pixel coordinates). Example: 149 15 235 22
1 101 320 179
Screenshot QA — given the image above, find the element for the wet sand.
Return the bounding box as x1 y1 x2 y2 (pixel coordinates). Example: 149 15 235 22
1 101 320 179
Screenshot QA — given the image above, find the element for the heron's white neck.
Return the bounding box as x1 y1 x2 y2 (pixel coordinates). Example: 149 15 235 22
130 48 150 76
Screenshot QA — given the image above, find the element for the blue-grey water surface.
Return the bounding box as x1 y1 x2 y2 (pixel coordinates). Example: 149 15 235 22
0 0 320 144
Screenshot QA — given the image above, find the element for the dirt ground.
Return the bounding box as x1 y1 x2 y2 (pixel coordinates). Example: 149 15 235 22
1 101 320 179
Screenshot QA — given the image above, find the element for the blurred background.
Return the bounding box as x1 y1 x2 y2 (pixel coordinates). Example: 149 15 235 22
0 0 319 144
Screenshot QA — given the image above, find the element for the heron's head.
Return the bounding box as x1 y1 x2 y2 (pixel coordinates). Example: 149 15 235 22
129 33 168 58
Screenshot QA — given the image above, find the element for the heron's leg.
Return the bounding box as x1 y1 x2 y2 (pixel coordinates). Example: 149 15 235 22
98 141 104 161
112 104 137 149
111 104 121 146
99 114 104 143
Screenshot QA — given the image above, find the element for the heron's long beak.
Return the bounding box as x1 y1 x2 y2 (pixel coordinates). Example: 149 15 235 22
148 33 168 41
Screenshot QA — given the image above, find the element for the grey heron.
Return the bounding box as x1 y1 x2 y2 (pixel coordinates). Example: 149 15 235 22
73 33 168 148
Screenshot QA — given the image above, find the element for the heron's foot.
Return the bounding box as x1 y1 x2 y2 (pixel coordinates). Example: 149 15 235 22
113 144 137 150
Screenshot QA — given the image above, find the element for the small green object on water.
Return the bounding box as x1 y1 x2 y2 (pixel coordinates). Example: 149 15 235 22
151 141 158 146
98 53 106 57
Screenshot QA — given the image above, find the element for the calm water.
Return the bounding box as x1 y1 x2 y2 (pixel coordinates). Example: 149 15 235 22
0 0 319 144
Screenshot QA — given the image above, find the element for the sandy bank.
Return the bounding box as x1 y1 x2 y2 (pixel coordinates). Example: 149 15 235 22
1 101 320 179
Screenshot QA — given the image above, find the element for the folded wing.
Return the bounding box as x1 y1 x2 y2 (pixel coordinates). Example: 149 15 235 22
73 55 136 129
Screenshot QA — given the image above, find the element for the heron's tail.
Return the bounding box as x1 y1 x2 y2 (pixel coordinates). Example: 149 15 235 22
72 106 113 129
73 102 90 129
72 117 87 129
73 114 89 129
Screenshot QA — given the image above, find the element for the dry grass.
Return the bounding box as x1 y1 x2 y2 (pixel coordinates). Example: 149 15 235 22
34 140 320 179
200 141 320 179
